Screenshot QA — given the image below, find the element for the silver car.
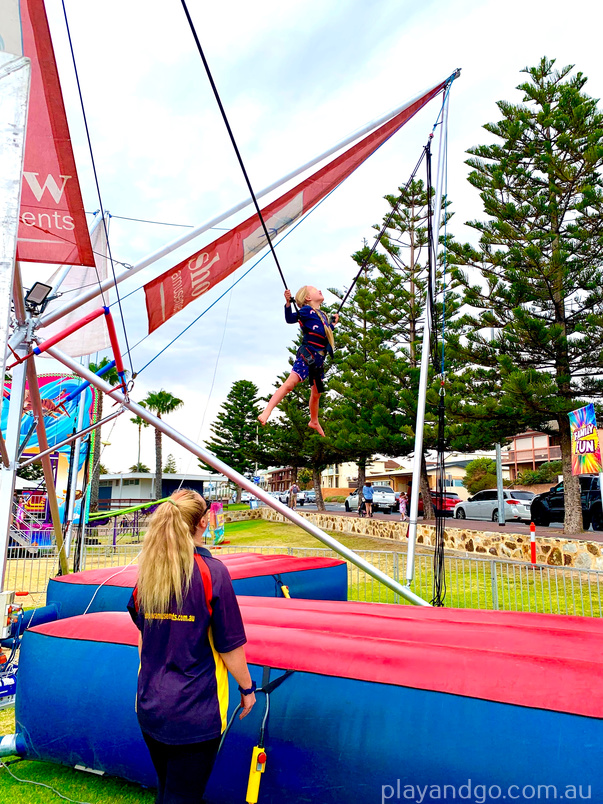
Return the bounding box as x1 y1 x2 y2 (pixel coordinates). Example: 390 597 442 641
453 490 535 522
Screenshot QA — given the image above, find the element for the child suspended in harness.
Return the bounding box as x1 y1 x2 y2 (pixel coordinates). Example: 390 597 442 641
258 286 338 438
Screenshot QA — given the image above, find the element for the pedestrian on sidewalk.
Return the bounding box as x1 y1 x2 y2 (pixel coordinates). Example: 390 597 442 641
289 482 300 509
362 482 374 518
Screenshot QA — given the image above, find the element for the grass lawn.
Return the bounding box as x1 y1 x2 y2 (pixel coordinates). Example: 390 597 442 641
0 706 155 803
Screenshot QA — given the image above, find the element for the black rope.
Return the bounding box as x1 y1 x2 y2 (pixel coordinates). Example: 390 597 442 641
60 0 136 377
336 144 428 314
432 390 447 606
424 137 440 372
179 0 293 304
425 138 446 606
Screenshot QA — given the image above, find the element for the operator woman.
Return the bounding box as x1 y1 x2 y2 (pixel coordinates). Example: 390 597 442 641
128 489 256 804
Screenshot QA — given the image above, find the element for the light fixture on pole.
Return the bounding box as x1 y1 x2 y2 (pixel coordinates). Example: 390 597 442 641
24 282 53 313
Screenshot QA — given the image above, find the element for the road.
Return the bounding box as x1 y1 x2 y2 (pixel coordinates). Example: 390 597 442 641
278 503 603 542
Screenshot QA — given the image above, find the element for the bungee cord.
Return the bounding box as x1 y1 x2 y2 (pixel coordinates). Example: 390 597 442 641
112 187 338 379
60 0 135 379
179 0 292 301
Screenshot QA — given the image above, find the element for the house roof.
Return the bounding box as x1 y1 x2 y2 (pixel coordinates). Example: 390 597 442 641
99 472 227 481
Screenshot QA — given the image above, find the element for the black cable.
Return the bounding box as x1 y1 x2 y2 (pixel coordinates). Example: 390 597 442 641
424 138 446 606
179 0 293 304
85 212 230 232
336 144 428 314
425 137 440 372
60 0 136 377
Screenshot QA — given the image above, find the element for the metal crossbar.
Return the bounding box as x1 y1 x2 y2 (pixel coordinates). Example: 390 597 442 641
7 539 603 617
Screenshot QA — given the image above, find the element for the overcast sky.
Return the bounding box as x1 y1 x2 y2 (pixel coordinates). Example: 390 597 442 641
30 0 603 475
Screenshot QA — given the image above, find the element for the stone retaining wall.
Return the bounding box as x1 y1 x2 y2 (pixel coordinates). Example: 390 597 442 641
227 507 603 570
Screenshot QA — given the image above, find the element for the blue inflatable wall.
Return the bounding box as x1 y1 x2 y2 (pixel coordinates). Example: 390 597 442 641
45 554 347 620
13 603 603 804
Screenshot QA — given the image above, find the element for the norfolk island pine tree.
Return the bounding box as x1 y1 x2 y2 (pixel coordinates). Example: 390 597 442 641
447 58 603 533
203 380 264 503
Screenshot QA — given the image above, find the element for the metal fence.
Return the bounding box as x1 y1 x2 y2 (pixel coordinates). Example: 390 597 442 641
6 539 603 618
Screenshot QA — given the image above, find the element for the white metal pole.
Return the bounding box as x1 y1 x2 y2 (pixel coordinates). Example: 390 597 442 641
496 443 506 526
46 345 430 606
0 52 30 590
406 90 450 584
47 211 105 300
39 80 448 329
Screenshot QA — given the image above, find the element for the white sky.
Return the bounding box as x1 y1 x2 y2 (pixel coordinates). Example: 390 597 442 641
29 0 603 474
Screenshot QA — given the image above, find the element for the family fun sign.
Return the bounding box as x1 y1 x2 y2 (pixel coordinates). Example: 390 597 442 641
569 404 603 475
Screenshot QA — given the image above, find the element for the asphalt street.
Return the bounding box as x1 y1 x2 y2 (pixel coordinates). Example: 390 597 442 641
283 503 602 542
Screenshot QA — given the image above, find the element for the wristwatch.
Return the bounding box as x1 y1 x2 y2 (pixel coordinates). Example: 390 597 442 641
238 680 257 695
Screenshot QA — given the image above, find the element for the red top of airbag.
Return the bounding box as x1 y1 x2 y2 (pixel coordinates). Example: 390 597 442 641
30 598 603 718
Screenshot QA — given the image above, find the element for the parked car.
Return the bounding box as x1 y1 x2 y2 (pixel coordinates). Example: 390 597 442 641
531 476 602 529
453 489 534 522
304 490 316 504
344 485 397 514
418 492 462 517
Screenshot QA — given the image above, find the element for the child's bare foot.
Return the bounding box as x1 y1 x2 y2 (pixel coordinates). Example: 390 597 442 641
258 411 270 426
308 420 325 437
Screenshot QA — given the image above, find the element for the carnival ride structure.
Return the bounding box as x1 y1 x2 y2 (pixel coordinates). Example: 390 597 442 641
2 3 595 804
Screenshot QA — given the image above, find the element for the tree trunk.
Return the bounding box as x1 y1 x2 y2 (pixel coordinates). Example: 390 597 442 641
420 452 435 520
154 419 162 501
236 487 242 503
559 416 583 533
357 460 366 508
89 394 103 512
313 466 325 511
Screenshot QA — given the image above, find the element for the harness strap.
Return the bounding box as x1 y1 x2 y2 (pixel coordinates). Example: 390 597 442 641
132 555 214 617
194 553 214 617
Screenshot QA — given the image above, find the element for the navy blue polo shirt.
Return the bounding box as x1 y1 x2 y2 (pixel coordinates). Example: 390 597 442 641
127 547 247 745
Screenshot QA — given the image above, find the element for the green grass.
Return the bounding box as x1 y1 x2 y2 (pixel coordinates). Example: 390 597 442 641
223 519 603 615
0 706 155 803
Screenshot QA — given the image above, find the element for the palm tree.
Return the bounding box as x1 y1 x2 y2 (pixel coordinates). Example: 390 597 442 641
130 402 149 468
143 390 184 500
88 357 120 512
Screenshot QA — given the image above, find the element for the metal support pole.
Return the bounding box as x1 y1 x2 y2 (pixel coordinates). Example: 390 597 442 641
18 409 123 469
24 358 69 576
64 389 87 557
496 443 506 526
406 90 450 584
39 80 447 330
0 342 28 589
47 345 430 606
0 54 30 589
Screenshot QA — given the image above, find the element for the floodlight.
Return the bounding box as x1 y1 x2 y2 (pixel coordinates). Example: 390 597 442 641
24 282 53 308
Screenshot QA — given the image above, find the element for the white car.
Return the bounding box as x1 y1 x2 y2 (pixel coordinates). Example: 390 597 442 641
278 490 306 505
344 486 397 514
453 490 535 522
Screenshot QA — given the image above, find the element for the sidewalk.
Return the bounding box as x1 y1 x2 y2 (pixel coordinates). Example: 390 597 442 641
334 509 603 543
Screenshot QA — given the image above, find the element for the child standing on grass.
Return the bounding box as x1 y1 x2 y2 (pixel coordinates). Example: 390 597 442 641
258 287 338 437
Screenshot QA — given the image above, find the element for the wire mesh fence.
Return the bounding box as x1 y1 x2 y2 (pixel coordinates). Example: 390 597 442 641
6 539 603 617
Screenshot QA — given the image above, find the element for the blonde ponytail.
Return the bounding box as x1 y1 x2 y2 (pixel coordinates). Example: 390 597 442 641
295 286 309 308
137 489 208 615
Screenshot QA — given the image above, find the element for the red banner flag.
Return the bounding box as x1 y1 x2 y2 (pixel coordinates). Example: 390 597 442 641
15 0 94 266
144 82 446 334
